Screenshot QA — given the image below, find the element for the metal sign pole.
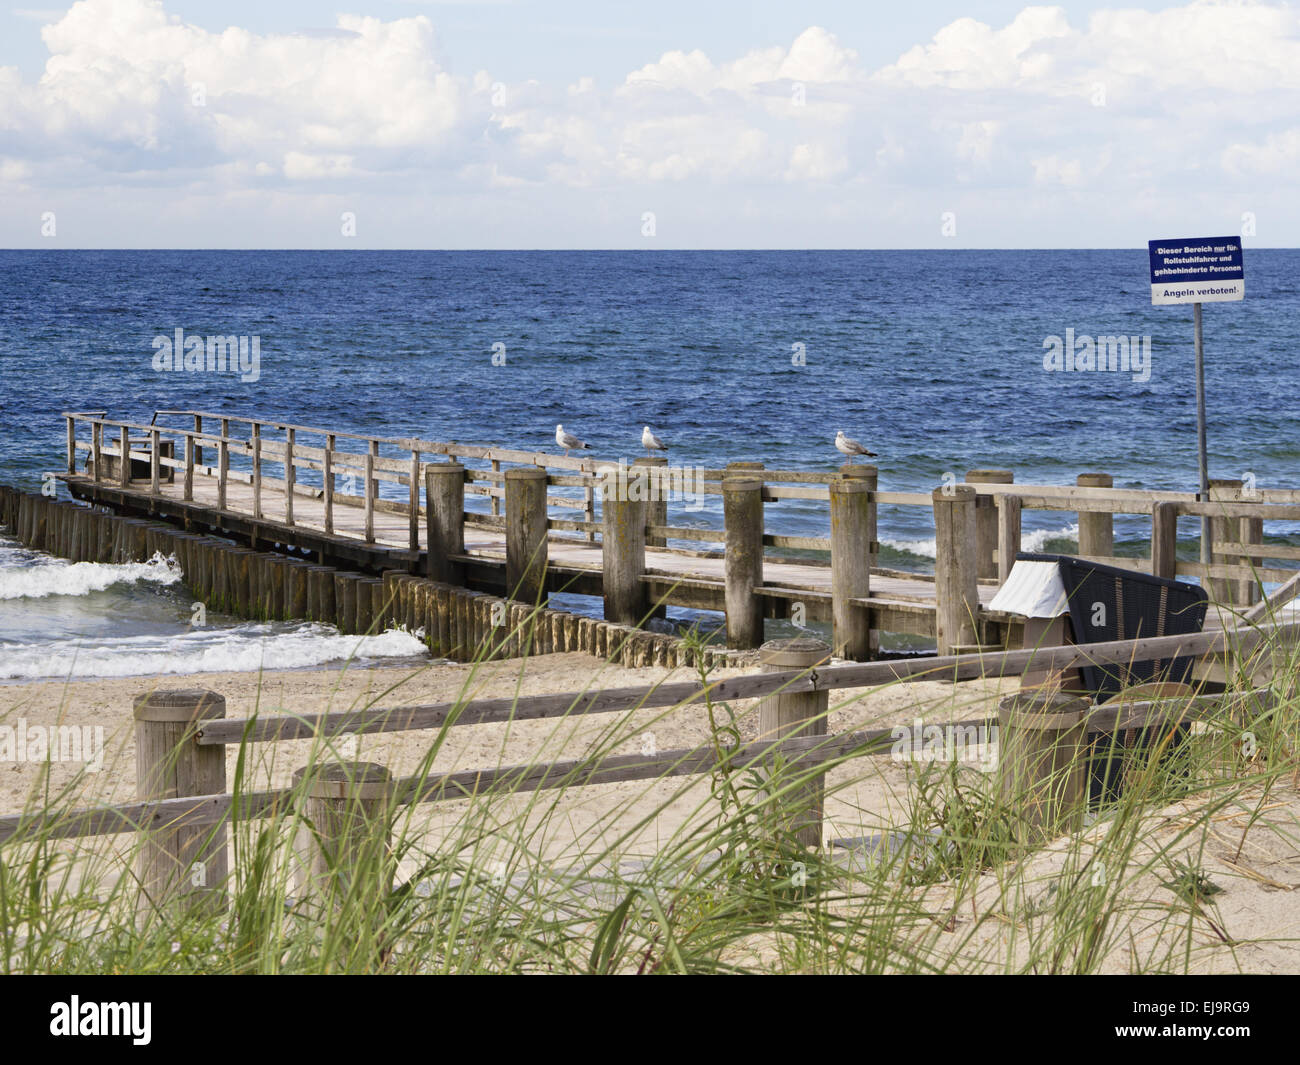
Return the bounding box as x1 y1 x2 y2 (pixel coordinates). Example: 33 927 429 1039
1148 237 1242 571
1193 301 1210 563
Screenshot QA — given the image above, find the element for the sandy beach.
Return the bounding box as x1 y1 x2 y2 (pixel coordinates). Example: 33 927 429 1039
3 652 1296 973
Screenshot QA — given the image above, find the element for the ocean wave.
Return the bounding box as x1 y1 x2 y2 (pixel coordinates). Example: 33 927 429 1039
0 553 183 601
881 523 1080 561
0 623 429 681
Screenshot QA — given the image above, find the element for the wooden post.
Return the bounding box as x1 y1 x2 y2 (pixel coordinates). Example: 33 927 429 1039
1208 479 1242 606
309 566 336 623
292 761 394 918
408 450 420 551
218 419 229 512
363 448 375 543
134 689 228 916
149 428 161 495
997 494 1022 584
756 638 831 849
285 560 311 621
996 691 1090 846
193 413 202 469
505 467 549 605
965 469 1013 579
66 416 75 474
426 463 465 583
490 457 502 518
284 427 295 527
252 422 263 520
829 468 875 661
119 425 131 488
1151 501 1179 580
92 421 102 483
183 432 194 501
355 578 379 634
583 472 596 543
1076 473 1114 560
633 456 669 547
723 475 764 649
324 433 335 536
602 466 648 626
634 455 670 620
1238 500 1264 608
932 485 979 655
334 573 359 634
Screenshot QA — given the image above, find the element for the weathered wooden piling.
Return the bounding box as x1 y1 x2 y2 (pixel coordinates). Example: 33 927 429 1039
134 689 228 915
602 466 648 626
425 463 465 584
1208 479 1246 607
997 494 1022 583
756 638 831 849
1238 499 1264 608
932 485 979 655
633 456 669 547
429 583 449 656
355 577 378 634
1076 473 1114 559
997 691 1091 846
285 560 311 621
830 466 876 661
227 548 254 616
334 572 358 634
723 475 764 650
634 456 670 621
504 466 549 606
292 761 395 913
966 469 1013 580
263 554 289 621
308 566 336 622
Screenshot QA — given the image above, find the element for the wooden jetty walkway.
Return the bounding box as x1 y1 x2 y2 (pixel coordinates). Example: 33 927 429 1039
54 409 1300 658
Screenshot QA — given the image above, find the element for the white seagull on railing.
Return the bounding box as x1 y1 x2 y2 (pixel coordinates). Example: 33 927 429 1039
835 430 877 458
641 426 668 455
556 424 592 456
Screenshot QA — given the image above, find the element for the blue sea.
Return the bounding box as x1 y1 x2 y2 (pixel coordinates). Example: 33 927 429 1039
1 250 1297 678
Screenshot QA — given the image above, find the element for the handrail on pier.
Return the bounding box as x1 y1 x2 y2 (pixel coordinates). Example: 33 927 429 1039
59 408 1300 657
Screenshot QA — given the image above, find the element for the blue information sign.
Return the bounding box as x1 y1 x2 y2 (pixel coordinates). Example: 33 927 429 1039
1148 236 1244 305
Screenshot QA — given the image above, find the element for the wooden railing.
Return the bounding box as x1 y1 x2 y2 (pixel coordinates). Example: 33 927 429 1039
0 623 1289 918
60 410 1300 656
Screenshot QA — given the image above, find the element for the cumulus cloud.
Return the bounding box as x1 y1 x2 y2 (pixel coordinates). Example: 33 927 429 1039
2 0 1298 244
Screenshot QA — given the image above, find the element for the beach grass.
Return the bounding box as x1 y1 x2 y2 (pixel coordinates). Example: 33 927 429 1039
1 607 1297 975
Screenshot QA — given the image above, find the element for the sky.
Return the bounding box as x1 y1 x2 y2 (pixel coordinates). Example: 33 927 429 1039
0 0 1296 248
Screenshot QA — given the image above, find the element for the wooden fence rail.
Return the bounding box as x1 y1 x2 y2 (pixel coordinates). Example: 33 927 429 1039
3 623 1293 851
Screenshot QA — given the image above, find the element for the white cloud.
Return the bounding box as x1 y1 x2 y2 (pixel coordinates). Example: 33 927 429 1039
1222 128 1300 176
877 7 1072 90
3 0 1300 245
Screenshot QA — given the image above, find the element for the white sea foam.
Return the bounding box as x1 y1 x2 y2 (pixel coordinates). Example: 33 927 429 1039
881 524 1080 560
0 553 182 600
0 624 429 681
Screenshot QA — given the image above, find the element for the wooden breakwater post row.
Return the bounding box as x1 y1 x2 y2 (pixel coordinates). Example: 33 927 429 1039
0 483 721 669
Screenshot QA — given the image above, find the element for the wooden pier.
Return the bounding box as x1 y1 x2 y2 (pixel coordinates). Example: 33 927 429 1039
51 409 1300 659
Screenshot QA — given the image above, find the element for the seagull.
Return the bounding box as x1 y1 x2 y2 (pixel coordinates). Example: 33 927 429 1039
835 430 877 458
641 426 668 455
556 424 592 456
